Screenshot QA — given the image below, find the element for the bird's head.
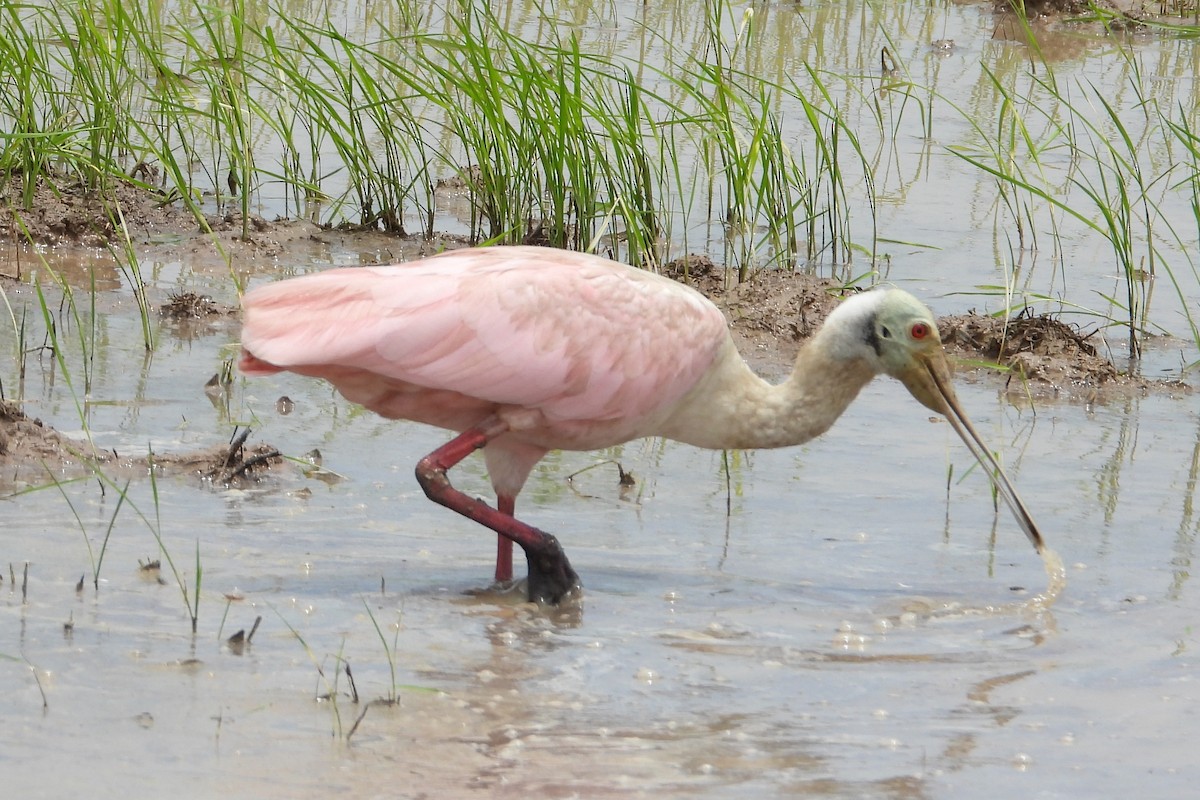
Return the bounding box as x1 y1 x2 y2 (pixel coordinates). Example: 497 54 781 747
827 288 1044 554
868 290 955 417
821 288 951 412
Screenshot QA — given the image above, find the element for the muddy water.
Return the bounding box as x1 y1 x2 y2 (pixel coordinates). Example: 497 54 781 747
2 285 1199 797
4 1 1200 798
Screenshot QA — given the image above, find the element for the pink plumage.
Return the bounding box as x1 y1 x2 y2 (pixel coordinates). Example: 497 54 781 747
241 246 729 448
240 246 735 600
239 245 1044 604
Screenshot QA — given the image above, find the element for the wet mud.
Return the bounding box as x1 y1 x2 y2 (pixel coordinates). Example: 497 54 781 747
674 266 1170 399
0 399 280 487
993 0 1178 27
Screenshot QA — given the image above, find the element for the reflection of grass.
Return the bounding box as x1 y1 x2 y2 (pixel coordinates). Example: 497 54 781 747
1167 418 1200 603
146 454 203 633
947 59 1200 363
274 599 436 739
11 206 155 403
45 471 128 591
33 278 95 451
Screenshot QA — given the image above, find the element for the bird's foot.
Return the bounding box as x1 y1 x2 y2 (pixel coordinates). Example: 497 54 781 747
462 578 527 604
480 578 525 601
524 535 581 605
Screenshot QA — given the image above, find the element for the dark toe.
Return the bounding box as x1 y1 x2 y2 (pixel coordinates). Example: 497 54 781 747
524 536 581 604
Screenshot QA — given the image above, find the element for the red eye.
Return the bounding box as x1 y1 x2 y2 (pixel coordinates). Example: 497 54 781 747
910 322 930 340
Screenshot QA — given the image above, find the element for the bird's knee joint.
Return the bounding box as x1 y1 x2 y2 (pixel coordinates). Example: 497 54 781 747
414 458 449 496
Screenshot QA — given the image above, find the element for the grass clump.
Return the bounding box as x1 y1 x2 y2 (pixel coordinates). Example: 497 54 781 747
0 0 878 275
3 0 1200 359
948 54 1200 363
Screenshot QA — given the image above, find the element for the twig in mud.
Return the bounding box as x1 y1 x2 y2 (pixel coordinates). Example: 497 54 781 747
226 615 263 652
565 459 637 500
345 662 359 704
222 427 253 471
21 561 28 604
347 697 403 743
221 448 281 482
205 427 281 483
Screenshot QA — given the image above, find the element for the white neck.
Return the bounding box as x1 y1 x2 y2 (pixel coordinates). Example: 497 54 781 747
655 292 887 450
657 335 877 451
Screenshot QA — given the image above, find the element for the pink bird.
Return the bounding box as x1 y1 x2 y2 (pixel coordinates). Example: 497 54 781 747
239 245 1043 603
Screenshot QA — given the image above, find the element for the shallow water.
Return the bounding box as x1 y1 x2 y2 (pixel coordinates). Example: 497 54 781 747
3 294 1200 796
4 0 1200 797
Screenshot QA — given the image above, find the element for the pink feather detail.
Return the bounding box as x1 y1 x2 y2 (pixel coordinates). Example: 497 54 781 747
240 246 730 450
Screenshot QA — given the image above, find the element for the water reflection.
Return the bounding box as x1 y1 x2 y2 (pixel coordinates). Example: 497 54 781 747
1167 413 1200 601
4 2 1200 797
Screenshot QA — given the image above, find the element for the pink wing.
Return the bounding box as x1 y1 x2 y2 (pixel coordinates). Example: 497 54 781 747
240 247 730 428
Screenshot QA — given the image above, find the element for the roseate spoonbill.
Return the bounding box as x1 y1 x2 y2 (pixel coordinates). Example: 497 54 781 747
239 245 1043 604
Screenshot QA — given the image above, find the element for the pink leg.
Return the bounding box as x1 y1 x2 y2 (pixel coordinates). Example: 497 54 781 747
414 420 579 604
495 494 515 584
